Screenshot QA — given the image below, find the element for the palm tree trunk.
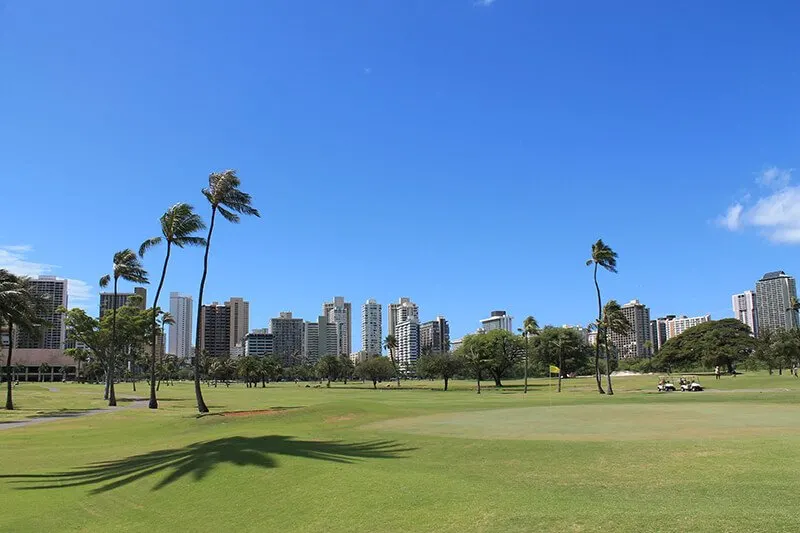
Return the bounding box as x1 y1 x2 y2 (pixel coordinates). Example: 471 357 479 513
149 243 171 410
476 370 481 395
5 318 14 410
558 345 563 393
593 263 606 395
108 279 118 406
604 337 614 395
193 207 216 413
444 376 449 391
390 349 400 387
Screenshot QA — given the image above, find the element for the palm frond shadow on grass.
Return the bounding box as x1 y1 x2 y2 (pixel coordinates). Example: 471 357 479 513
0 436 413 494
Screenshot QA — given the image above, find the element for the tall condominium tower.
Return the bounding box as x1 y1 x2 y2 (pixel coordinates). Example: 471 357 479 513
99 287 147 316
361 299 382 356
302 315 339 362
480 310 513 333
14 276 68 349
395 317 420 373
608 299 651 359
226 297 249 352
388 297 419 337
168 292 193 359
323 296 352 356
732 290 758 336
756 271 799 333
199 302 231 357
270 312 305 364
420 316 450 354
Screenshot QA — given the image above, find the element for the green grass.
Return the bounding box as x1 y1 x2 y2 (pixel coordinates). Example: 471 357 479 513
2 373 800 532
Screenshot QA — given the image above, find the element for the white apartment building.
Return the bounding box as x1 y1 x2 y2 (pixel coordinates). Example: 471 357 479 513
303 316 338 362
395 317 420 374
361 299 382 356
324 296 352 356
480 310 513 333
732 290 758 336
608 300 651 359
244 329 274 357
168 292 193 359
666 314 711 339
388 297 419 337
15 276 68 349
756 271 799 334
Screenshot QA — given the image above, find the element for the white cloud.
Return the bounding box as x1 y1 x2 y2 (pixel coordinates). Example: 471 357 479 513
756 166 793 189
0 245 94 309
474 0 496 6
718 203 743 231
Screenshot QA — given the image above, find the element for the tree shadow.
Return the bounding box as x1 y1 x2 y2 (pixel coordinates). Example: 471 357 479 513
0 436 413 494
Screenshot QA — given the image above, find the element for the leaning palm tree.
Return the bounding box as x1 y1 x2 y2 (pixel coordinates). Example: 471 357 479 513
193 170 260 413
1 270 46 410
586 239 618 395
517 315 539 394
139 203 206 409
99 249 149 407
383 334 400 387
600 299 630 395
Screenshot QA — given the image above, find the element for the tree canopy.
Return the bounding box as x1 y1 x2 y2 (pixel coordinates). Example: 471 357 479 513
654 319 756 372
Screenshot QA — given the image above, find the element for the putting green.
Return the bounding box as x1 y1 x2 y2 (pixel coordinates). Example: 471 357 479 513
369 402 800 441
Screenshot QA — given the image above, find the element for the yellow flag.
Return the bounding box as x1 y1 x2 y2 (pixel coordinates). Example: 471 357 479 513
549 365 560 374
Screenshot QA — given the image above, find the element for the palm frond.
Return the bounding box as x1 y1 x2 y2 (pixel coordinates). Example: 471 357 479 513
99 275 111 288
217 206 240 223
138 237 162 257
175 236 207 248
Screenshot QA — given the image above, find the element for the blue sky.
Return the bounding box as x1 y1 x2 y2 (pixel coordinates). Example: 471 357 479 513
2 1 799 348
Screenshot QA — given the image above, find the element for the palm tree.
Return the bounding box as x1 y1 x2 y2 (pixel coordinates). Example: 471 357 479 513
154 311 175 391
139 203 206 410
1 270 46 410
787 296 800 329
518 315 540 394
193 170 260 413
600 300 630 395
463 346 492 395
99 249 149 407
383 334 400 387
586 239 618 395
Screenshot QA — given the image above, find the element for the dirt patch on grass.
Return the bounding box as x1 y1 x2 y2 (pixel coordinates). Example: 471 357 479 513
325 414 356 423
221 407 302 418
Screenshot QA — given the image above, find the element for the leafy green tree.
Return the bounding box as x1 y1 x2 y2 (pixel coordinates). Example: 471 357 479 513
259 357 283 386
1 270 48 409
383 334 400 387
457 342 493 394
461 330 525 387
533 327 590 392
99 249 149 406
316 355 342 387
355 356 395 389
586 239 618 394
139 203 206 409
339 355 354 384
417 352 463 391
654 319 756 372
518 316 540 394
194 170 260 413
753 327 779 374
599 299 630 395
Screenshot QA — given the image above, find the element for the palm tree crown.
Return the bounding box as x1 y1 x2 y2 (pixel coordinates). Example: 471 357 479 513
203 170 261 222
521 316 540 337
586 239 618 273
99 249 149 288
139 203 207 257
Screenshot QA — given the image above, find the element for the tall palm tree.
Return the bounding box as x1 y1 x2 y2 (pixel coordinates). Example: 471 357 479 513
99 249 149 407
193 170 260 413
1 270 46 410
383 334 400 387
139 203 206 409
518 315 539 394
600 299 630 395
586 239 618 395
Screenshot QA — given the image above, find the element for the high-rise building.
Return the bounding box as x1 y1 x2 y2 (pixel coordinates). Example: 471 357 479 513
388 297 419 337
323 296 351 356
168 292 193 358
14 276 68 349
649 316 673 353
302 315 338 362
226 297 249 353
270 312 304 364
563 324 590 344
480 310 513 333
420 316 450 354
395 317 420 373
756 271 799 334
666 314 711 339
199 302 231 357
361 299 382 356
608 300 651 359
733 290 758 336
244 329 274 357
99 287 147 316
